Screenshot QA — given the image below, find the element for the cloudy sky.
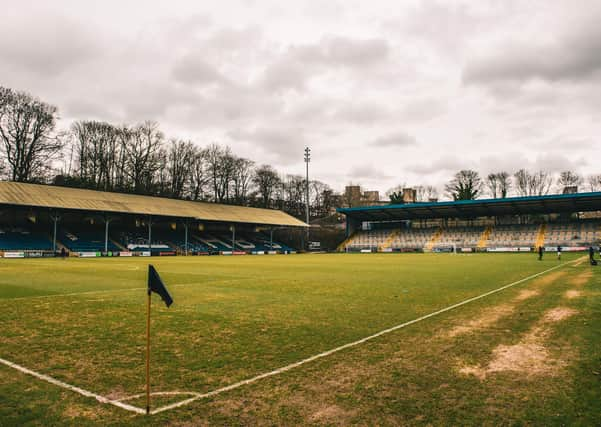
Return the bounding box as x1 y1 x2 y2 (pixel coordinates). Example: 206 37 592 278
2 0 600 197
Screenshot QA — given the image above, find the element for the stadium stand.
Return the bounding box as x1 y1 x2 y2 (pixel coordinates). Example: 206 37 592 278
340 221 601 252
116 231 175 254
154 232 210 254
0 228 52 251
486 224 540 249
391 228 437 250
58 229 120 253
195 234 233 253
338 192 601 253
545 221 599 247
242 232 295 253
434 226 484 249
0 182 306 257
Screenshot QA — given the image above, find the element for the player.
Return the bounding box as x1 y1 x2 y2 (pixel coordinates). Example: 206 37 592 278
557 245 561 261
538 245 543 261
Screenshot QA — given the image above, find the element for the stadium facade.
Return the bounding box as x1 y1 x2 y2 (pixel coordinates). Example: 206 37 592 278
337 192 601 253
0 182 307 258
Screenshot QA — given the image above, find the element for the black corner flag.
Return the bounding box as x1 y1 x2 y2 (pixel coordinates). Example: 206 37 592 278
148 264 173 307
146 264 173 415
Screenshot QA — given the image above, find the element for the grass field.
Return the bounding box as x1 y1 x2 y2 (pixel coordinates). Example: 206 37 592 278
0 253 600 426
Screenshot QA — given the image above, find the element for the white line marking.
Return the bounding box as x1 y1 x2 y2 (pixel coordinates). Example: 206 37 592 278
150 259 580 414
117 391 201 402
0 357 145 415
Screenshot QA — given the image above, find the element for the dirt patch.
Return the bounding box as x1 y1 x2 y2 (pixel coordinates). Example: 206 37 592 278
62 403 101 420
531 271 567 287
543 307 577 322
104 386 129 400
564 290 582 299
515 289 539 301
447 272 568 339
460 341 551 380
459 306 578 380
448 304 514 337
569 270 592 287
309 404 356 424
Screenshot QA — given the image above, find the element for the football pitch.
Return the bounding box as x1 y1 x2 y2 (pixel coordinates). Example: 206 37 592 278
0 253 599 426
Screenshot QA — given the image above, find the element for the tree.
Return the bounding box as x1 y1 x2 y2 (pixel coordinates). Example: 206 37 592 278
122 121 164 194
496 172 511 198
415 185 438 202
71 120 120 190
445 170 482 200
280 174 306 217
189 147 209 200
531 170 553 196
205 144 236 203
311 180 333 217
166 139 195 198
514 169 530 196
514 169 552 196
0 86 62 182
252 165 280 208
587 174 601 192
557 170 582 192
231 156 255 205
486 172 511 198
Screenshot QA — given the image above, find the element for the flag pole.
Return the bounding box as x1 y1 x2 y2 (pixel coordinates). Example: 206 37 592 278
146 291 151 415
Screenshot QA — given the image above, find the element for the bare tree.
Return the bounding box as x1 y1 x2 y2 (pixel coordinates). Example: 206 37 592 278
189 147 209 200
0 86 62 182
587 174 601 192
231 156 255 205
486 172 511 198
532 170 553 196
205 144 236 203
253 164 280 208
445 170 482 200
557 170 582 192
496 172 511 198
166 139 195 198
310 180 333 217
415 185 438 202
514 169 551 196
122 121 164 194
71 120 120 190
514 169 530 196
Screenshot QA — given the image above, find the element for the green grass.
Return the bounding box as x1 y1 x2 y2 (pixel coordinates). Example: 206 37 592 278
0 253 599 425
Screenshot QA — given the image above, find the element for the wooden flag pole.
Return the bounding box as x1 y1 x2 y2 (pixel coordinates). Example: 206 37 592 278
146 291 151 415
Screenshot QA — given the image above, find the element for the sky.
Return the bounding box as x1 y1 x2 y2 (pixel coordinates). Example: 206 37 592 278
2 0 600 197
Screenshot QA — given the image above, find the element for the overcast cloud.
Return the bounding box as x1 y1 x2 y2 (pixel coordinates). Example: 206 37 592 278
1 0 599 197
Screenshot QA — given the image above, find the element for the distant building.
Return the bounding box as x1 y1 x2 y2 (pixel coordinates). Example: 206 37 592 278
363 190 380 203
402 188 416 204
343 186 382 207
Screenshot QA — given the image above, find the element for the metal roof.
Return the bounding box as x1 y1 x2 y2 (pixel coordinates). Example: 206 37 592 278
337 192 601 221
0 181 307 227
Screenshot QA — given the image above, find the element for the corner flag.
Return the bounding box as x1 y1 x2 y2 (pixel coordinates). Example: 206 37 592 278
145 264 173 414
148 265 173 307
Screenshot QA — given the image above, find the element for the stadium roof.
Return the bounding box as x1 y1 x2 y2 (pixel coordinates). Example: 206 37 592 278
0 181 307 227
337 192 601 221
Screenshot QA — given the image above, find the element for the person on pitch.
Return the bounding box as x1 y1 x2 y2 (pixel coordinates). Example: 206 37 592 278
538 245 544 261
557 245 561 261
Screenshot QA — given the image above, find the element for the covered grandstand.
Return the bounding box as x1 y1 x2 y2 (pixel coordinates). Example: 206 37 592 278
0 182 305 258
337 192 601 253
